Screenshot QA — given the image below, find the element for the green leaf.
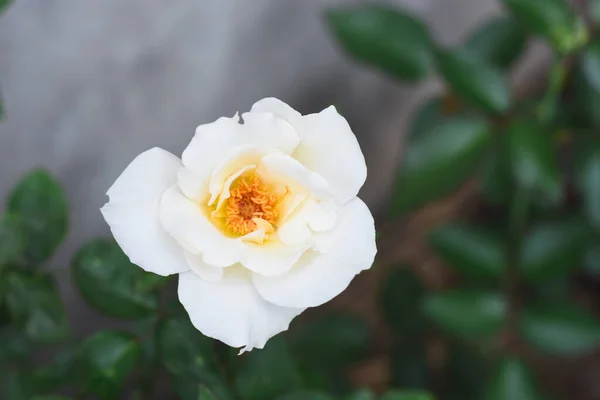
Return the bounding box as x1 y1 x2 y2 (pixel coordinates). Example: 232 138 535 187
581 41 600 92
408 98 444 141
486 358 540 400
583 243 600 278
276 391 334 400
390 342 431 390
428 224 506 279
72 239 159 317
390 115 492 214
80 330 141 399
464 16 527 69
7 169 68 264
574 64 600 127
235 337 302 400
380 267 426 337
0 0 11 14
5 272 68 342
423 290 507 339
0 326 32 363
575 141 600 228
436 49 510 113
519 219 592 281
343 389 376 400
502 0 586 53
444 343 489 400
380 390 434 400
507 120 561 205
1 370 35 400
479 139 511 205
0 214 25 267
157 317 216 378
326 4 434 81
33 396 73 400
591 0 600 24
172 374 233 400
520 302 600 355
34 346 79 393
291 313 370 367
197 386 218 400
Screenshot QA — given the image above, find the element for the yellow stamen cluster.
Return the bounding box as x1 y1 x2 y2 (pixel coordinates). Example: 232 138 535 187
225 174 280 235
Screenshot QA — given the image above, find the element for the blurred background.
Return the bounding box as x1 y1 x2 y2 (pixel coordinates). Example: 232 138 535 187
3 0 600 399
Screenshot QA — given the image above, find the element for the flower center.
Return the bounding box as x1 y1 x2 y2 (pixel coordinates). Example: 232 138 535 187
225 174 281 236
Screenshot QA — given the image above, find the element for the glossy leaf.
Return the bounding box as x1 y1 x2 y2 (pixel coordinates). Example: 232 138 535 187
436 49 510 113
235 337 302 400
502 0 586 53
380 390 434 400
291 313 370 367
486 358 540 400
429 224 506 279
0 214 25 267
327 4 434 81
7 169 68 264
575 142 600 228
391 115 492 214
391 342 431 390
380 267 426 337
520 303 600 355
276 391 334 400
464 16 527 69
423 290 507 339
408 98 444 141
80 330 140 399
519 219 592 281
5 272 68 342
72 239 158 317
507 120 561 205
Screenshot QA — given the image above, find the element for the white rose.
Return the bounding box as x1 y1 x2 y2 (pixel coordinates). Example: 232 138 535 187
101 98 377 352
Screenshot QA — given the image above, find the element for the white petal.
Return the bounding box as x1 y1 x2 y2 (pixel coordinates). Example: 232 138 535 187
257 153 332 200
177 167 207 202
159 185 246 267
253 198 376 308
277 199 337 246
178 269 305 351
100 148 189 276
241 111 299 155
293 106 367 204
243 240 309 277
185 252 224 282
250 97 303 130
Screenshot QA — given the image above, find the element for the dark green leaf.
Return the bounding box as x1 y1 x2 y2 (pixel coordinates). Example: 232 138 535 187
7 169 68 264
520 302 600 355
443 343 489 400
72 239 158 317
135 272 170 293
0 0 10 15
380 390 434 400
502 0 586 53
276 391 334 400
235 337 302 400
33 396 73 400
464 16 527 69
480 139 511 205
436 49 510 113
390 115 492 214
2 370 35 400
507 120 561 205
0 326 31 363
486 358 540 400
291 313 370 367
80 330 140 399
172 374 233 400
327 4 434 81
583 243 600 278
575 141 600 228
33 345 79 393
423 290 507 339
429 224 506 279
5 272 68 342
390 342 431 390
574 64 600 127
0 214 25 267
157 317 216 377
519 219 592 281
343 389 376 400
581 41 600 92
408 98 444 141
197 386 218 400
380 267 426 336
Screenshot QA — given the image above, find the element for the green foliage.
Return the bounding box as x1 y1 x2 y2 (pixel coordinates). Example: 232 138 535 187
343 389 376 400
380 267 426 337
390 342 431 390
463 16 527 70
519 302 600 355
428 224 506 279
423 290 507 339
7 169 68 264
443 343 489 400
436 49 511 113
5 271 68 342
326 4 434 81
486 358 541 400
575 140 600 228
0 214 25 267
502 0 586 53
276 391 334 400
80 330 141 399
390 115 492 213
72 239 160 318
380 391 434 400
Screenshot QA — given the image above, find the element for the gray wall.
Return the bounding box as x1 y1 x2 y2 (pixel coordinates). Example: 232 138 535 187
2 0 541 334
